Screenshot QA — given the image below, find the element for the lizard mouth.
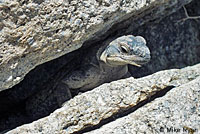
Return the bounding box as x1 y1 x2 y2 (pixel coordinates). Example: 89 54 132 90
106 55 150 67
121 54 150 66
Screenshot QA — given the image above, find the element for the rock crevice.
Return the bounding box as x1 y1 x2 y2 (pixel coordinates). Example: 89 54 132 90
0 0 192 91
1 0 200 133
5 63 200 134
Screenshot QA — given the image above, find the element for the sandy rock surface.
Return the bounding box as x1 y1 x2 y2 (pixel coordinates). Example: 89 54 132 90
5 63 200 134
86 72 200 134
1 0 200 133
0 0 192 91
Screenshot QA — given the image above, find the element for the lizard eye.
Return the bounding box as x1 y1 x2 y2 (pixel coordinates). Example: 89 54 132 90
120 45 129 53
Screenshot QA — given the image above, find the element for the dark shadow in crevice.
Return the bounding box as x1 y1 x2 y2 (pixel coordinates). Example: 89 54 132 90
72 86 175 134
1 0 200 132
0 48 83 132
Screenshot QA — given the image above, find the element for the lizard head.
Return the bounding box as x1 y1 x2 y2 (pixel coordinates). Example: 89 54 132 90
100 35 150 67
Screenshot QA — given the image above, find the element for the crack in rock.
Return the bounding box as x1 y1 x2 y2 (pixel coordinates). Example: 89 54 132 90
5 63 200 134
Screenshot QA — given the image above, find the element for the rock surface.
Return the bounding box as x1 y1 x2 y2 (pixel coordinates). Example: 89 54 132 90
5 63 200 134
1 0 200 133
129 1 200 77
86 75 200 134
0 0 192 91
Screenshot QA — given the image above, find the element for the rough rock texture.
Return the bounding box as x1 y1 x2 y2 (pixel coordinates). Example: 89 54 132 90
0 0 192 91
0 0 197 131
0 0 197 114
86 76 200 134
5 63 200 134
127 0 200 77
1 0 200 133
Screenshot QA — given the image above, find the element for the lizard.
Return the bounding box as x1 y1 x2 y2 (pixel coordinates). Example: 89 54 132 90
25 35 151 119
62 35 150 92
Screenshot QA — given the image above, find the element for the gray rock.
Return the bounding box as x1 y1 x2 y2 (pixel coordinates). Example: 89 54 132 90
0 0 192 91
86 75 200 134
1 0 200 133
5 63 200 134
127 0 200 77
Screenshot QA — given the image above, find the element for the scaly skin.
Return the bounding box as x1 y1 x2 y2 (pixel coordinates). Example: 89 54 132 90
62 35 150 91
26 35 151 119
